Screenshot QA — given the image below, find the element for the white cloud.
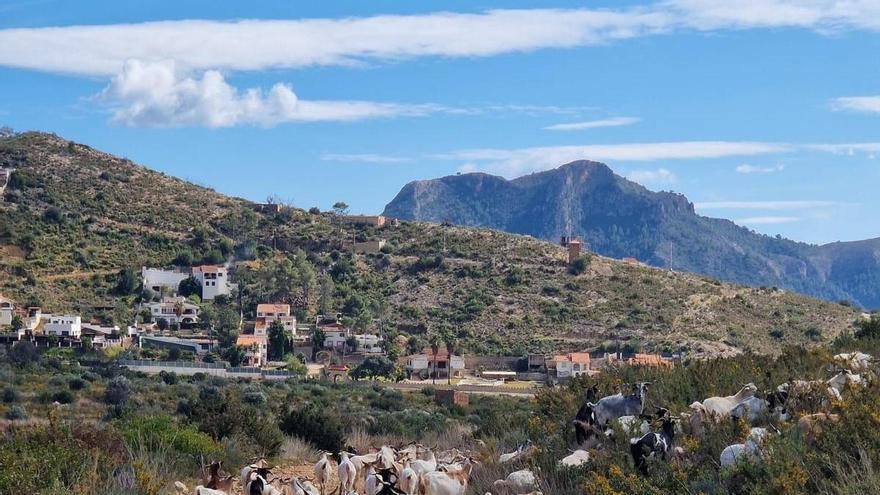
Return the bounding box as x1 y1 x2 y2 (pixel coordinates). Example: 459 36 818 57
433 141 791 177
831 96 880 114
625 167 676 184
734 216 801 225
695 200 837 210
1 3 879 76
320 153 411 163
736 163 785 174
99 60 455 127
808 143 880 156
544 116 641 131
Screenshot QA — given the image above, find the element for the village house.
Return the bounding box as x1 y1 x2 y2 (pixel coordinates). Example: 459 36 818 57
144 296 200 326
405 347 465 380
23 307 41 331
348 239 387 254
81 323 127 349
192 265 231 300
255 303 296 337
353 333 384 354
342 215 386 227
140 335 215 356
547 352 593 379
141 267 189 294
0 295 13 327
236 334 268 367
43 315 82 338
317 314 351 350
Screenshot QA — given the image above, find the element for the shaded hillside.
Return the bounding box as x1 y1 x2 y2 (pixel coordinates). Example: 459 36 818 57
384 161 880 308
0 133 861 355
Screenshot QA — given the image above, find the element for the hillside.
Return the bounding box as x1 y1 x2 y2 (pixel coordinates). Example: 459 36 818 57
384 161 880 309
0 132 862 356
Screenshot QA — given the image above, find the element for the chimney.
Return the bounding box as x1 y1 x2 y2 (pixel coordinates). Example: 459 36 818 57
567 240 582 264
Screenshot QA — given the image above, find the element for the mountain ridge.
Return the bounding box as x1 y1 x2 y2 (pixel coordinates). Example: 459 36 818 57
384 161 880 308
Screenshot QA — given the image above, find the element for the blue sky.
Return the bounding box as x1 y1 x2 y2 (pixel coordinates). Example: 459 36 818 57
0 1 878 245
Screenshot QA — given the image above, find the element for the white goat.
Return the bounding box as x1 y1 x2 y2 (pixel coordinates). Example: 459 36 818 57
338 452 358 494
173 481 228 495
720 427 772 468
834 352 872 371
364 465 382 495
314 452 333 495
245 473 282 495
492 469 538 494
291 478 320 495
698 383 758 419
398 462 419 495
410 449 437 475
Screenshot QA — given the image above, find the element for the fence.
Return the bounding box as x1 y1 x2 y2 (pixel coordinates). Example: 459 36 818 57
118 360 296 380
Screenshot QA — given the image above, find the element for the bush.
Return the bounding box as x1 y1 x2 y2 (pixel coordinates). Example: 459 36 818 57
568 254 591 275
121 415 221 459
103 375 131 405
1 386 19 403
68 377 88 391
52 389 75 404
279 406 345 453
4 405 26 420
7 341 39 367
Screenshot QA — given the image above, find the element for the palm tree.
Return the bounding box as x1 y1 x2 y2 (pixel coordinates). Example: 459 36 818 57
429 337 440 385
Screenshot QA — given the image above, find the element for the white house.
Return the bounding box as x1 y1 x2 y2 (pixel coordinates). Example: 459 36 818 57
43 315 82 338
405 348 465 379
144 296 200 326
0 295 13 327
81 323 126 349
192 265 231 300
23 307 41 331
547 352 593 379
316 314 351 350
353 334 384 354
141 267 189 294
255 303 296 337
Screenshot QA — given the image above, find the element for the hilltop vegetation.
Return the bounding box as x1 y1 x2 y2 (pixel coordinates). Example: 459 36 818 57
0 132 863 356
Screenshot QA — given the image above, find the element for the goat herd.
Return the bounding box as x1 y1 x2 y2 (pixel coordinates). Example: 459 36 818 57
174 351 872 495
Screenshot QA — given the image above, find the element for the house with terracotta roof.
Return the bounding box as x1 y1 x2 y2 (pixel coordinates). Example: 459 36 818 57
316 314 351 349
547 352 594 379
236 334 268 367
255 303 296 337
405 347 465 380
192 265 231 300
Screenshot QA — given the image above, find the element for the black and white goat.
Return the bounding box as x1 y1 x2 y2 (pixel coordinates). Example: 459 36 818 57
629 416 676 476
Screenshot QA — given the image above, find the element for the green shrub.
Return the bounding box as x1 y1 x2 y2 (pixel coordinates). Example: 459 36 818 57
4 405 26 420
279 406 345 453
1 386 18 403
120 415 220 459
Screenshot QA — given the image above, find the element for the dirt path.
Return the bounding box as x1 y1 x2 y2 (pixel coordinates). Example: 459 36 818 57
37 268 119 281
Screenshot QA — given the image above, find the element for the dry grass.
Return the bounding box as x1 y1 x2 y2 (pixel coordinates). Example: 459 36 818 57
280 437 320 465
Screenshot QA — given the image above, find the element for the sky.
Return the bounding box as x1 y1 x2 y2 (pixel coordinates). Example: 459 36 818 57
0 0 878 245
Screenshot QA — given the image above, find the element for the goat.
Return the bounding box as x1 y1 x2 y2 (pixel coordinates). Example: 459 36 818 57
398 461 419 495
610 407 670 437
573 401 598 445
559 449 590 468
697 383 757 419
417 459 474 495
410 448 437 475
592 382 651 426
834 352 872 371
203 461 235 492
785 370 861 410
173 481 229 495
797 413 841 445
314 452 333 495
338 451 358 494
629 417 676 476
246 473 282 495
492 469 538 494
290 478 321 495
365 466 383 495
719 427 773 468
498 440 533 463
730 391 789 425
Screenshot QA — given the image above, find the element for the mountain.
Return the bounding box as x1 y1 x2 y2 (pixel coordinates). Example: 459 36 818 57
384 161 880 309
0 133 861 356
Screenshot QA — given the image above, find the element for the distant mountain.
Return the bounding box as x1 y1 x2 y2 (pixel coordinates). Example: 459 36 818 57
384 161 880 309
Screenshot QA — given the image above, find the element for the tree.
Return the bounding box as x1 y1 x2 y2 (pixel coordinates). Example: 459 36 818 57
268 319 288 360
318 274 335 315
10 314 22 332
103 376 131 406
178 276 201 298
156 318 169 331
430 336 441 385
8 341 39 367
350 356 396 381
568 254 592 275
332 201 350 216
285 355 307 376
222 345 245 367
445 338 458 385
855 315 880 340
311 327 326 360
346 336 359 353
114 268 140 295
